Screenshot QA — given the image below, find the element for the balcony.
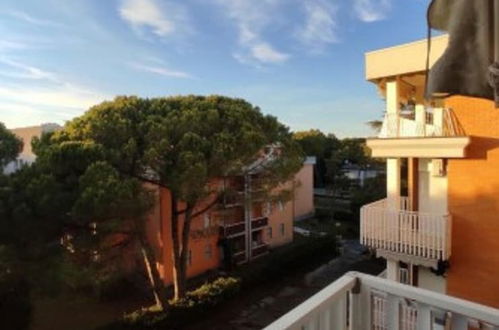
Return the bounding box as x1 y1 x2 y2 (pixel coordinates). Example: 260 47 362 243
221 222 245 237
265 272 499 329
220 216 269 238
252 216 268 230
252 243 269 258
367 107 470 158
360 198 451 265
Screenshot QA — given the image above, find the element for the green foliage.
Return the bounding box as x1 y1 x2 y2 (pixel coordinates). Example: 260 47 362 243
0 122 23 167
172 277 240 309
52 95 303 205
293 130 383 190
293 129 340 187
99 277 241 330
350 175 387 219
237 234 337 287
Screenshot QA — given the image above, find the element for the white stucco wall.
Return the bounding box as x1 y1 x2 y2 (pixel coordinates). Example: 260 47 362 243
418 159 448 215
418 267 446 294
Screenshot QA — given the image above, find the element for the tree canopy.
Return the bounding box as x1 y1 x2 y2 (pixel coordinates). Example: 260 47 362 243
30 95 303 305
0 123 22 168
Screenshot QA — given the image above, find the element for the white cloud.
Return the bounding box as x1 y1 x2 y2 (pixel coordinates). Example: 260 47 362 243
129 61 194 79
250 43 290 63
119 0 190 38
0 58 58 81
8 11 62 27
296 0 338 52
215 0 290 65
0 59 109 122
353 0 392 22
0 84 109 110
0 40 28 51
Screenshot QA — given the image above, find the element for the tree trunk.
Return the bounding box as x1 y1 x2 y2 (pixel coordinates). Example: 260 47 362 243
170 194 194 301
139 241 169 310
131 211 169 310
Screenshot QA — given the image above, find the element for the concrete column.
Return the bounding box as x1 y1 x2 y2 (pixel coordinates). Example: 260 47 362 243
387 158 401 210
386 79 401 211
386 80 400 137
386 259 399 281
415 104 426 137
433 107 444 136
408 158 419 212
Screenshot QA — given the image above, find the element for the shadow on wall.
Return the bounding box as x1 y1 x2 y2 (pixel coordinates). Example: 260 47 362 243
464 136 499 159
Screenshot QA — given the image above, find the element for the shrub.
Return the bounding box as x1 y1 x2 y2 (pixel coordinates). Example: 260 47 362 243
237 234 337 288
99 277 241 330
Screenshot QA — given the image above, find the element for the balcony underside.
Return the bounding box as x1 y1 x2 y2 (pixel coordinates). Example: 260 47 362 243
376 249 440 268
367 136 470 158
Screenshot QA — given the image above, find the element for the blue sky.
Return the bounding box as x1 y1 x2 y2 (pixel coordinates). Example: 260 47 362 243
0 0 430 137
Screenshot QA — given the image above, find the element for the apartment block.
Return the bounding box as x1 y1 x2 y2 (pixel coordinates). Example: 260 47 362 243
265 36 499 329
147 157 315 286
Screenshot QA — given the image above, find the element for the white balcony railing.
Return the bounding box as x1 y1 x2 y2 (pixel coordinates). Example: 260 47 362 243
265 272 499 330
360 198 451 261
378 108 464 138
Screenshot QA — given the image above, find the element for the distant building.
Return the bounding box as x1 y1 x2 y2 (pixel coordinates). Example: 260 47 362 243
341 163 384 187
146 156 316 286
3 123 61 174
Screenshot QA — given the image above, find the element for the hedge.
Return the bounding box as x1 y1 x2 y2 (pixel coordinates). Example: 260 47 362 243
237 234 337 288
99 277 240 330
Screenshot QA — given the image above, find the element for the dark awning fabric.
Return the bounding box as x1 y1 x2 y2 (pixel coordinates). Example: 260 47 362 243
426 0 496 103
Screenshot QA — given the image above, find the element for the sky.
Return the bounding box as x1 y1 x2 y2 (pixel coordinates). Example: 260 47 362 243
0 0 431 137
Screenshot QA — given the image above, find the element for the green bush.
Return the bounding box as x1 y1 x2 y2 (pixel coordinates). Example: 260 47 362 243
237 234 337 288
100 277 241 330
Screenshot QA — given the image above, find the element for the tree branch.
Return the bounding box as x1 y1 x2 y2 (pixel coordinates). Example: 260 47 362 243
175 193 222 218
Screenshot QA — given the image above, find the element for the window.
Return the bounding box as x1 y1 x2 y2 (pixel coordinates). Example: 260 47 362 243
280 223 285 236
204 244 212 259
267 227 273 239
278 201 284 212
188 250 192 266
399 262 418 286
399 268 410 285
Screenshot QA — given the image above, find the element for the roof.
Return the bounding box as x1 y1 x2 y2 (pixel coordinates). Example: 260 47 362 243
365 35 449 81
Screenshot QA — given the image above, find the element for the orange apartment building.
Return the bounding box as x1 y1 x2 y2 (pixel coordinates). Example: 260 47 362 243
361 35 499 309
146 157 316 286
265 35 499 330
